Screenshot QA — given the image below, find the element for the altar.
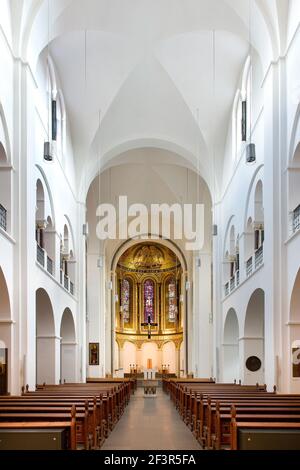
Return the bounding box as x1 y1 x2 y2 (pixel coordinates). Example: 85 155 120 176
143 368 157 380
143 368 158 397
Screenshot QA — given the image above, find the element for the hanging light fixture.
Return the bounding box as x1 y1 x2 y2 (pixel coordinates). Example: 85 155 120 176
246 0 256 164
44 0 53 162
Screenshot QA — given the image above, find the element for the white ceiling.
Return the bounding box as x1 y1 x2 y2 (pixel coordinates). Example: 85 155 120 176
24 0 282 194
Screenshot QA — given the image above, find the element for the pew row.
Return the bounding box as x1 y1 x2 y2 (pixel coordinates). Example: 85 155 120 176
0 380 132 450
163 379 300 450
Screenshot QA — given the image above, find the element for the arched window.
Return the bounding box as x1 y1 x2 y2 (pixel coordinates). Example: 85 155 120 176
167 278 177 322
35 179 45 247
236 95 243 156
144 279 154 323
56 91 66 157
122 279 130 324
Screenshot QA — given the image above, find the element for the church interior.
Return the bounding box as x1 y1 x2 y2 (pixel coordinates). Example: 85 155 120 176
0 0 300 452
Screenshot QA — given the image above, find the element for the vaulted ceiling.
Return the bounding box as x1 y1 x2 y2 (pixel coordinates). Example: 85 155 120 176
2 0 294 195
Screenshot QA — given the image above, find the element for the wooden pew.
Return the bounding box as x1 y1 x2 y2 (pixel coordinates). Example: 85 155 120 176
0 421 76 450
0 381 131 449
0 405 78 450
164 379 300 451
231 421 300 450
212 403 300 450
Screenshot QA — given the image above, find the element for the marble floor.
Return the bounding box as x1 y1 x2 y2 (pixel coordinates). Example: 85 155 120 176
101 388 202 450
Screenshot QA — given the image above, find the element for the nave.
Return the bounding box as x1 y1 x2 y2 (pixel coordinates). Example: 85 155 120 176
102 387 201 451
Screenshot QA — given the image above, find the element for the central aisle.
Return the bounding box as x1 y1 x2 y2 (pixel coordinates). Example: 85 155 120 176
102 388 201 450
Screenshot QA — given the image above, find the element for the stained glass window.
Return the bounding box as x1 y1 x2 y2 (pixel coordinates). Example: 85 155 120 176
122 279 130 323
168 279 177 322
144 279 154 322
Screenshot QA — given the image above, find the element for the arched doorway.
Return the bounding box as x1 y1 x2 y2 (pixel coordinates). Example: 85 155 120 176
289 269 300 392
242 289 265 385
113 241 184 377
0 266 11 395
60 308 76 383
36 288 56 385
223 308 239 383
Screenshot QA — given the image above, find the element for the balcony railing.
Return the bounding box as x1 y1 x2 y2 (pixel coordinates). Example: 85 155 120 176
236 270 240 287
0 204 7 231
246 256 253 277
47 256 53 275
37 244 45 267
230 276 235 292
224 282 229 297
70 281 74 296
64 274 69 291
60 269 63 285
293 204 300 234
255 245 264 269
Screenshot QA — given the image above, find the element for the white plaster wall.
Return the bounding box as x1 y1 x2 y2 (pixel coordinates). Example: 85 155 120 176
0 3 299 395
86 158 212 377
162 342 176 374
122 341 137 374
141 342 159 370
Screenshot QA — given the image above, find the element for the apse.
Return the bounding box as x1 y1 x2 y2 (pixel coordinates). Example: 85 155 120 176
115 242 183 377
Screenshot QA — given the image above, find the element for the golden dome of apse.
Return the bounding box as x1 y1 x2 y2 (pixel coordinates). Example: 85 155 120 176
118 243 180 272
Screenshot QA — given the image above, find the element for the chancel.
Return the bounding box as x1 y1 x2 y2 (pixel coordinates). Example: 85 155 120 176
0 0 300 452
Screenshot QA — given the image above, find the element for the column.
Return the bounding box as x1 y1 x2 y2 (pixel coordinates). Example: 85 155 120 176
157 346 162 372
119 345 124 371
136 346 142 372
137 283 141 334
193 253 212 378
77 202 87 383
263 62 280 390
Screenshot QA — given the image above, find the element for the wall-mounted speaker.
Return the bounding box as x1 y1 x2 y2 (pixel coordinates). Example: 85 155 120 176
83 223 89 236
246 143 256 163
43 142 53 161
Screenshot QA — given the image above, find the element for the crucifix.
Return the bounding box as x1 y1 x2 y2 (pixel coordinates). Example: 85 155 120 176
141 314 158 340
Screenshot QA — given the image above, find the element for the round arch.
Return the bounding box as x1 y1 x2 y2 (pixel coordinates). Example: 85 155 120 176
0 265 11 395
243 288 265 385
0 105 12 233
111 236 188 273
81 139 211 202
289 268 300 392
111 239 186 376
122 341 137 374
288 103 300 165
36 288 56 385
60 308 77 383
223 308 239 383
35 165 56 228
0 102 11 162
244 165 264 232
162 341 176 374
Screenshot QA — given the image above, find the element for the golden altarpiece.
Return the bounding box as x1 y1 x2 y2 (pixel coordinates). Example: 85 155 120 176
115 243 184 375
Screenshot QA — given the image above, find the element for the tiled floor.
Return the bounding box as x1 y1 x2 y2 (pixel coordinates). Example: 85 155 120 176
101 388 201 450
